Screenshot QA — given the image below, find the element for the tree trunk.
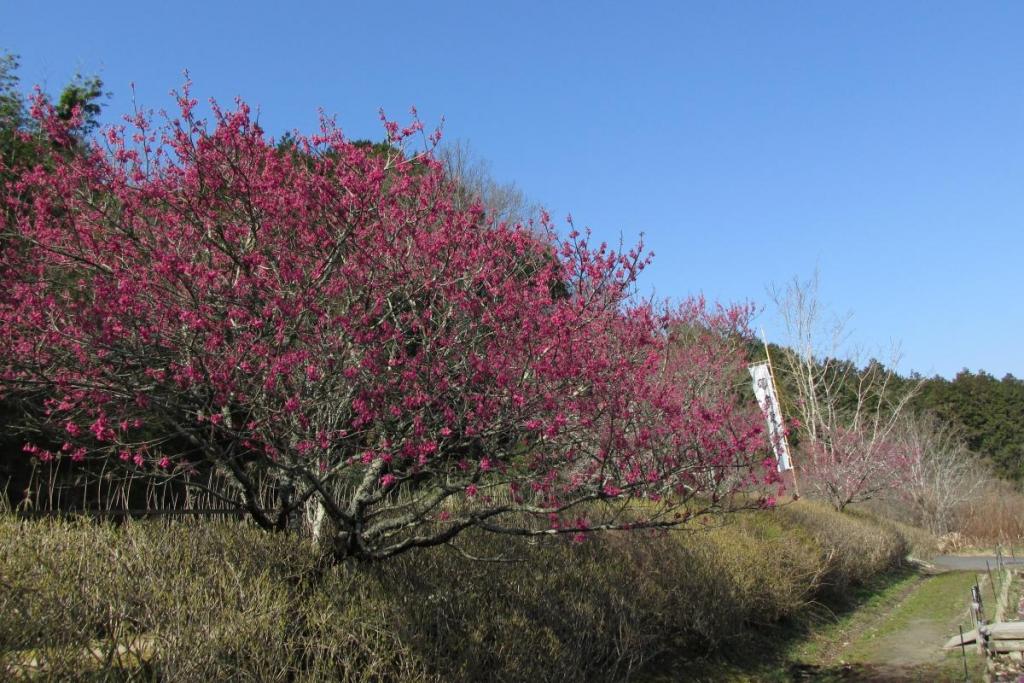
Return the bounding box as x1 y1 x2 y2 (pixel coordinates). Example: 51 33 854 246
307 497 344 564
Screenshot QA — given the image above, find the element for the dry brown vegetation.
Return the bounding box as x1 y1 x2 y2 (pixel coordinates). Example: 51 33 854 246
867 473 1024 551
0 501 925 682
953 480 1024 547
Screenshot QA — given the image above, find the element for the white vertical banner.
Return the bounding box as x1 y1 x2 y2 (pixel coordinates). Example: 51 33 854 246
749 361 793 472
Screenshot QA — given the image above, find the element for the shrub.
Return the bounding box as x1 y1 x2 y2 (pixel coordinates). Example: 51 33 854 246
773 500 910 599
955 480 1024 547
0 503 918 682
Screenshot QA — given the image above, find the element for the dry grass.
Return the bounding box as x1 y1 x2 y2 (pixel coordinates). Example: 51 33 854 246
955 480 1024 547
0 502 918 682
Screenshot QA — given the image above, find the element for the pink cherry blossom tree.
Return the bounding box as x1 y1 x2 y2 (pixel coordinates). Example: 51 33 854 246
800 426 913 512
1 86 774 562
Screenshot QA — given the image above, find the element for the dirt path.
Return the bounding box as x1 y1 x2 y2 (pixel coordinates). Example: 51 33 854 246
850 573 973 666
789 570 986 681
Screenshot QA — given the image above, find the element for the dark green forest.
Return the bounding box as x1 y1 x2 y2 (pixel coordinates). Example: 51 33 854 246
913 370 1024 482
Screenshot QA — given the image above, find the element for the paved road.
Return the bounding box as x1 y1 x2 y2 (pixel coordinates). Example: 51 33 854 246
931 555 1024 571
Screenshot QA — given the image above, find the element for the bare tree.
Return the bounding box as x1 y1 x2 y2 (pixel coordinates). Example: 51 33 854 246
770 272 921 511
438 139 537 227
897 414 986 534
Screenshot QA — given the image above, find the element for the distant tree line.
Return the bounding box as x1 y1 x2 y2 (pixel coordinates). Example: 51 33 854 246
912 370 1024 482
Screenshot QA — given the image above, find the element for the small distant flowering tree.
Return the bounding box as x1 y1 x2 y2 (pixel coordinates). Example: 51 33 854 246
801 426 914 512
1 86 774 563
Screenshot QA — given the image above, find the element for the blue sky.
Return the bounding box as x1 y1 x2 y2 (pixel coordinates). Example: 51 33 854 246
4 1 1022 379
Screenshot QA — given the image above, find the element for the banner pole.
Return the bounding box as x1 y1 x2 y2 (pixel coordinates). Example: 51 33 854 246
761 329 800 498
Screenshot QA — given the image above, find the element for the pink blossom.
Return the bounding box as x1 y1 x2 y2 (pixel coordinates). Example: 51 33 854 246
0 85 772 561
602 483 622 497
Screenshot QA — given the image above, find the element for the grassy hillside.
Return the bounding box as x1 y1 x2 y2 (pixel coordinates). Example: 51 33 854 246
0 501 931 681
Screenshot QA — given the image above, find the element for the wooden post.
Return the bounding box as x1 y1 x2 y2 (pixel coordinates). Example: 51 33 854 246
958 624 969 682
973 581 985 625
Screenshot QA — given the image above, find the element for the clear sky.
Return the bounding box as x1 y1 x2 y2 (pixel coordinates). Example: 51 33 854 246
3 1 1022 379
